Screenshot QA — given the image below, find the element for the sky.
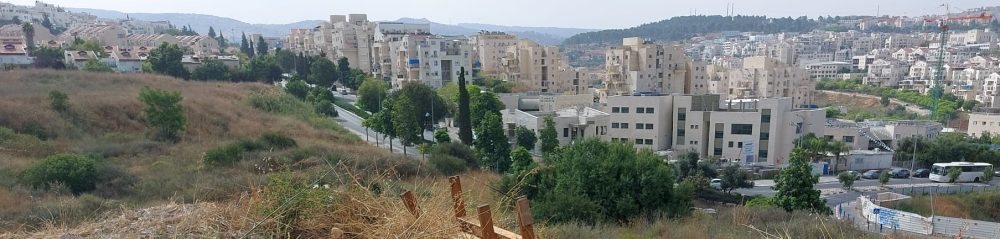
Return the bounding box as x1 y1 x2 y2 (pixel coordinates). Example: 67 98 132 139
5 0 996 29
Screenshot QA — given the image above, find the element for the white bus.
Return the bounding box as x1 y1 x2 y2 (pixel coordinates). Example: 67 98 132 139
929 162 993 183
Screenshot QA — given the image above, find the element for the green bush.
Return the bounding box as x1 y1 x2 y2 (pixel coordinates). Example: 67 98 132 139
203 143 244 166
429 154 467 175
259 133 298 150
23 154 98 195
948 167 962 183
430 142 477 168
838 171 857 189
138 87 186 142
745 196 774 208
49 90 69 112
314 99 338 117
248 91 308 114
984 166 995 182
284 79 310 100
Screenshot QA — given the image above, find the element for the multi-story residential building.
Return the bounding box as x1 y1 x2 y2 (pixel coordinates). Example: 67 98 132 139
126 34 177 48
709 56 816 107
329 14 375 72
1 1 96 30
949 29 996 46
606 94 825 166
469 31 518 76
59 24 127 46
371 21 430 81
63 50 98 69
605 37 691 96
381 34 473 88
0 23 55 44
864 59 908 86
977 73 1000 108
498 39 582 94
804 61 852 79
968 110 1000 138
500 106 610 148
175 35 220 56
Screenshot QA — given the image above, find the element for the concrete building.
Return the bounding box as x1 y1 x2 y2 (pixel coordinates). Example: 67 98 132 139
804 61 852 79
823 118 872 151
605 37 692 96
498 39 583 94
977 73 1000 108
126 34 177 48
371 22 431 81
500 106 610 148
498 93 595 112
59 24 127 46
469 31 518 76
606 94 825 166
63 50 97 69
864 59 908 86
328 14 375 72
175 35 220 56
0 37 30 65
382 34 473 88
968 111 1000 138
711 56 816 107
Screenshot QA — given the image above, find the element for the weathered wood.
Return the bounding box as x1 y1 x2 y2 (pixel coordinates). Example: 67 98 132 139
477 205 497 239
450 176 466 218
401 190 419 217
515 196 535 239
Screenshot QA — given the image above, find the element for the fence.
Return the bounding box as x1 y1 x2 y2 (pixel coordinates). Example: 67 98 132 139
853 193 1000 239
399 176 535 239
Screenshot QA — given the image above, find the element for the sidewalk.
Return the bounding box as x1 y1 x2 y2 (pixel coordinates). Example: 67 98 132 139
755 175 840 187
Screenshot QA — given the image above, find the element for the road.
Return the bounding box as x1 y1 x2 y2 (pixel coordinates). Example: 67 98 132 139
332 92 436 158
819 90 931 116
737 176 1000 208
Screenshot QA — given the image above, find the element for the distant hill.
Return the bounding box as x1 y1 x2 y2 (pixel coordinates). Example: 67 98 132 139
394 18 596 45
67 7 323 38
563 15 819 45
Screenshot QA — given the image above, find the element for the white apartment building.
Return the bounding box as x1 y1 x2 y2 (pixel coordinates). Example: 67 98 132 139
498 39 582 94
708 56 816 107
371 22 430 80
500 106 610 148
605 37 691 96
606 94 825 166
499 93 595 112
469 31 518 76
864 59 908 86
977 73 1000 108
804 61 852 79
968 111 1000 138
329 14 375 72
382 34 473 88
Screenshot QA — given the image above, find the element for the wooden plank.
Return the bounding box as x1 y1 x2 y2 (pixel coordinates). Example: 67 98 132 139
401 190 420 217
450 176 466 218
515 196 535 239
458 217 521 239
477 205 497 239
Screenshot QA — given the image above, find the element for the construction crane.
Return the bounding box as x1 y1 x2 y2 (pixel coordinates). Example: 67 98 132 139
922 4 993 120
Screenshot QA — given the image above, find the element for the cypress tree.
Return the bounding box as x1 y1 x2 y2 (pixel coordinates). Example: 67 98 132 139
457 67 473 145
207 27 216 38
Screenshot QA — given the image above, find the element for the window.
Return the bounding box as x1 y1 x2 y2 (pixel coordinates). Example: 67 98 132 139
843 136 854 143
731 124 753 135
612 107 620 113
622 107 630 113
759 149 768 159
678 112 686 121
714 148 723 155
621 123 629 129
645 139 653 145
728 141 734 148
761 110 771 123
646 108 654 114
637 108 645 113
612 123 620 129
760 132 770 140
635 139 643 144
677 129 685 137
636 124 645 129
563 128 569 137
737 142 743 148
645 124 653 130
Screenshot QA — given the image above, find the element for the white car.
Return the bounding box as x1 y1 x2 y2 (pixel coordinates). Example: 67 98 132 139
710 178 722 189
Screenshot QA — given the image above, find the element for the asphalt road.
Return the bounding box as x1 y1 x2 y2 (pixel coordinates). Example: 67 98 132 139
333 92 437 158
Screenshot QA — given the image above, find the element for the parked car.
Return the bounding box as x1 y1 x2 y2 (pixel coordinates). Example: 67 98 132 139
912 169 931 178
842 170 861 180
710 178 722 189
862 170 882 179
890 169 910 178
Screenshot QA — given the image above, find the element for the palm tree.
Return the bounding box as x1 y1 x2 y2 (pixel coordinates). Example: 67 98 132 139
21 23 35 50
828 140 850 173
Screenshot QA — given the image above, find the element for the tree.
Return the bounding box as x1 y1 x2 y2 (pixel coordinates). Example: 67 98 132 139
879 170 891 186
395 82 448 129
356 77 389 113
207 27 216 38
526 139 687 223
719 164 753 193
241 55 282 83
147 43 189 79
72 39 105 57
434 128 451 143
284 78 310 100
539 116 559 154
510 146 535 175
514 126 537 150
984 165 994 183
314 99 337 117
880 95 891 106
82 57 113 72
191 59 231 81
471 91 505 127
337 57 351 84
475 113 511 173
392 95 423 155
773 148 831 214
11 16 20 24
457 67 474 145
308 57 337 88
948 167 962 183
48 90 69 113
828 140 850 173
138 87 186 142
23 154 98 195
256 36 269 56
41 15 52 31
838 171 857 189
32 47 66 69
21 23 34 50
274 49 297 72
240 32 253 58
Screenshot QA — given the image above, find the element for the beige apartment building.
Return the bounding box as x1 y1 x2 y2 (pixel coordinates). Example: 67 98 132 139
498 39 583 94
59 24 128 46
606 94 825 166
469 31 518 76
605 37 692 96
707 56 816 107
968 111 1000 138
371 22 430 81
378 34 473 88
286 14 376 72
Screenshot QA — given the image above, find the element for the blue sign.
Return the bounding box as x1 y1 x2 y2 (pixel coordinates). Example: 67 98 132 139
408 59 420 65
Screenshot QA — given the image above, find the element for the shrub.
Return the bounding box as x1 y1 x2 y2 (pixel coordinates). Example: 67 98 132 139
23 154 98 195
879 170 891 186
314 99 338 117
434 128 451 143
429 154 467 175
260 172 331 236
948 167 962 183
746 196 774 208
92 164 137 198
48 90 69 112
138 87 186 142
259 133 298 150
984 166 994 183
285 79 310 100
430 142 477 168
203 143 244 166
249 91 307 114
838 171 857 189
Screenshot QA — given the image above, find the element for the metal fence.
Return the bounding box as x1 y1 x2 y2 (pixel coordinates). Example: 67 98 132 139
849 184 1000 239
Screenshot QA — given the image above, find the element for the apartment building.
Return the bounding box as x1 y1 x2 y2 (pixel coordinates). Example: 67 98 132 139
605 37 691 96
371 22 430 81
0 37 30 65
469 31 518 76
804 61 852 79
1 1 96 29
329 14 375 72
126 34 177 48
59 24 127 46
381 34 473 88
498 39 582 94
175 35 220 56
977 73 1000 108
710 56 816 107
500 106 610 148
968 111 1000 138
63 50 97 69
606 94 825 166
864 59 909 86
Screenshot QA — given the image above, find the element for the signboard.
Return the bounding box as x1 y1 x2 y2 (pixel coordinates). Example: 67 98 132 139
742 141 755 164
